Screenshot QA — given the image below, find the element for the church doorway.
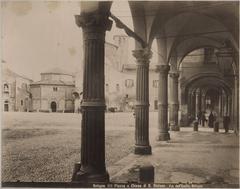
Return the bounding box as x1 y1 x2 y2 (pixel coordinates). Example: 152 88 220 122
51 101 57 112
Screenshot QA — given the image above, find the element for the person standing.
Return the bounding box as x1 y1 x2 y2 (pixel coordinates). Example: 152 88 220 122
197 111 202 125
201 112 206 127
208 111 214 128
223 115 230 133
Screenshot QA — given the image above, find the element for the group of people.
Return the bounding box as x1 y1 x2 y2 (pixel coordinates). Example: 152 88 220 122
197 110 230 133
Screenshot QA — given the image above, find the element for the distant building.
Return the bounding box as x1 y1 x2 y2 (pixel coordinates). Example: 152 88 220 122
30 68 75 112
2 65 32 112
104 35 158 112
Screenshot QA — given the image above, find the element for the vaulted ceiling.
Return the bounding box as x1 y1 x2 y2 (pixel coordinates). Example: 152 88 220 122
79 1 239 68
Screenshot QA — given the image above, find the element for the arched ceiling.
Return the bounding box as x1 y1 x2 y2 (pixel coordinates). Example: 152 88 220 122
175 37 224 68
183 74 232 96
79 1 238 67
127 1 238 64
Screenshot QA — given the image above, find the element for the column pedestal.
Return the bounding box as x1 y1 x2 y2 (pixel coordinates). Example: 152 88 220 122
169 72 180 131
133 48 152 155
156 65 170 141
72 13 112 183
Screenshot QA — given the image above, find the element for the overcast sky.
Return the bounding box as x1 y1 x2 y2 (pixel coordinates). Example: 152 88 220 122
1 1 157 81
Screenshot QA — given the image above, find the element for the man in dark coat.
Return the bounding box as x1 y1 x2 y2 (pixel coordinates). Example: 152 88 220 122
223 115 230 133
201 112 206 127
197 111 202 125
208 112 214 128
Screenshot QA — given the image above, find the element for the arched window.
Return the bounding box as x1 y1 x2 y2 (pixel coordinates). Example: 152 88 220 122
4 83 9 92
125 79 134 88
116 84 120 92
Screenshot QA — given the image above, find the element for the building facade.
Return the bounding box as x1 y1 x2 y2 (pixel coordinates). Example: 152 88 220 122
30 68 75 112
2 65 32 112
104 35 159 112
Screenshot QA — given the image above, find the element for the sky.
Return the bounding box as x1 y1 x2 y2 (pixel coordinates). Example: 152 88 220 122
1 1 157 81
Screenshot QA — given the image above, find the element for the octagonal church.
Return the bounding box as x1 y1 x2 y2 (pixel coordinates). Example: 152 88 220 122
30 68 75 112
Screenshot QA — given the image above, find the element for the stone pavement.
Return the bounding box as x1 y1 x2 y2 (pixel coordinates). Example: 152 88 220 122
108 127 239 187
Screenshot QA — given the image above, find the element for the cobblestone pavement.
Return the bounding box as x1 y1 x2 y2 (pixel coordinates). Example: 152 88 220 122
2 112 135 182
2 112 239 187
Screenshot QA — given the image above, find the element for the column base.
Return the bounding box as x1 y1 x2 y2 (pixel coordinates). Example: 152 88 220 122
134 145 152 155
72 163 109 183
157 132 170 141
170 124 180 131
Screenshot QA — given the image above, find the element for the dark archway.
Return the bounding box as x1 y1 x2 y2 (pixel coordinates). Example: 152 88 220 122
4 100 9 112
51 101 57 112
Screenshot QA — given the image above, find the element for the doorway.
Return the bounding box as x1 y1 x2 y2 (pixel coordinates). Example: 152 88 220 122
4 101 9 112
51 101 57 112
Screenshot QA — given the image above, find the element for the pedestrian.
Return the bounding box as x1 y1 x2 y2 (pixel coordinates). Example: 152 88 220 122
223 115 230 133
201 112 206 127
197 111 202 125
208 111 214 128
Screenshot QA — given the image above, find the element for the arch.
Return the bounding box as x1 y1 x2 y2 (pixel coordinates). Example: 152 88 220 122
51 101 57 112
182 73 232 103
175 37 224 68
3 83 9 92
149 3 238 46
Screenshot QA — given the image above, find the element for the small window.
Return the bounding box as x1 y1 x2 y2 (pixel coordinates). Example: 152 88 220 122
4 83 9 92
21 100 23 106
53 87 58 91
154 100 158 110
116 84 120 92
153 80 159 88
125 79 134 88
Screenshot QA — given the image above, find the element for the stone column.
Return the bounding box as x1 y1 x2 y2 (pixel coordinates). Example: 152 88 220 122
192 92 196 117
187 92 192 120
234 76 239 133
219 92 223 116
72 12 112 183
156 65 170 141
195 90 201 118
201 94 206 112
169 71 180 131
132 48 152 155
226 95 229 115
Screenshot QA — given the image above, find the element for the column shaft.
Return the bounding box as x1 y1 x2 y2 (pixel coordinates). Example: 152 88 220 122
234 76 239 133
157 65 170 141
72 13 112 183
133 49 152 155
195 91 200 118
169 72 180 131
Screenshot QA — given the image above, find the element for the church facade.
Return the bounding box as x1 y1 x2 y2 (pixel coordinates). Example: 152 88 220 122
30 68 75 112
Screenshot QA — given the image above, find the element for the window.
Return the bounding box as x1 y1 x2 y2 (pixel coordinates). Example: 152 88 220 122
153 80 159 88
154 100 158 110
3 83 9 92
53 87 58 91
125 79 134 88
21 100 23 106
116 84 120 92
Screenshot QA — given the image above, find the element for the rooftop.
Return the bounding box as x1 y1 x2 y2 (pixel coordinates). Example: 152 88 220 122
41 67 73 76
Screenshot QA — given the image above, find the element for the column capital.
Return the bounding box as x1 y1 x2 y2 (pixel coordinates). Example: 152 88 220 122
155 65 170 73
169 71 179 79
195 89 201 96
132 48 152 64
75 12 112 32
